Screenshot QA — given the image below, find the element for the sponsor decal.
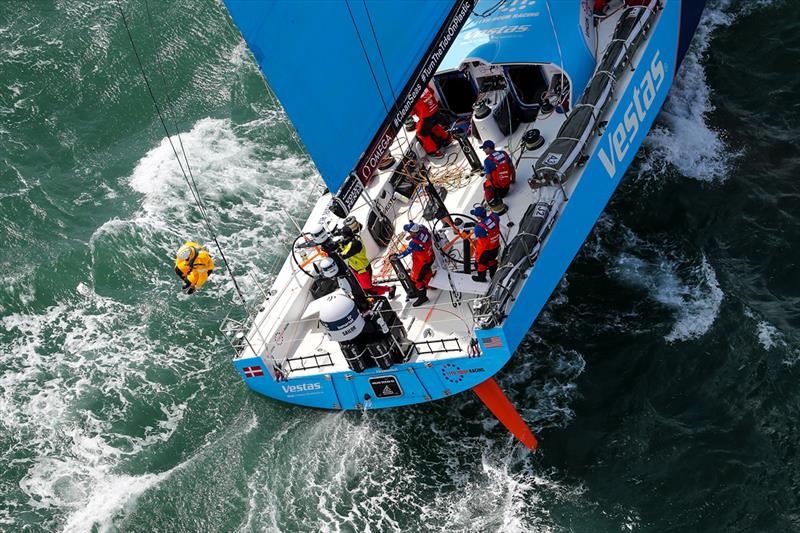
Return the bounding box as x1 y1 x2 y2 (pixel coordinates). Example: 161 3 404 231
333 172 364 213
281 382 321 393
281 382 323 395
273 323 288 346
368 376 403 398
598 50 667 178
441 363 486 384
461 24 531 43
281 383 322 394
481 336 504 349
542 153 563 167
350 0 476 190
242 366 264 378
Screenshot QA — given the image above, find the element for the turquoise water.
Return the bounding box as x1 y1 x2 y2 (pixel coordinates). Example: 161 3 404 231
1 1 799 531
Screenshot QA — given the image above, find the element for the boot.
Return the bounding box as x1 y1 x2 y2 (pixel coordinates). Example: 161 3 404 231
388 286 397 299
413 288 429 307
488 264 498 279
471 270 487 283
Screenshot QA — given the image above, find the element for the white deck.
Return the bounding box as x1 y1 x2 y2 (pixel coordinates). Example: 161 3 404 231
232 6 645 379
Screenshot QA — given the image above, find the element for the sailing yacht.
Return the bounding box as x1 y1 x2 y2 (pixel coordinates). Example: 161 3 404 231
219 0 706 447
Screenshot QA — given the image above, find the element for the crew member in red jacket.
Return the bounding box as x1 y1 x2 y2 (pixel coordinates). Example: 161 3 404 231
593 0 608 14
412 85 451 157
469 206 502 282
480 140 515 209
393 222 435 307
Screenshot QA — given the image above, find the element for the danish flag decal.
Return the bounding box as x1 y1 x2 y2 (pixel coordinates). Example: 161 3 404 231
242 366 264 378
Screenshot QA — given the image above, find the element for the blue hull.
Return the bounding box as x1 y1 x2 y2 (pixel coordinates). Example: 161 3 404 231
234 0 705 411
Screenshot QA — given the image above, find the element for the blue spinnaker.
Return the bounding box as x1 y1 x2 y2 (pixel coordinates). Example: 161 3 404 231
223 0 457 193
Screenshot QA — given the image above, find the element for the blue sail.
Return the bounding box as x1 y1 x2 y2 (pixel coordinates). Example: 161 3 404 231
223 0 463 193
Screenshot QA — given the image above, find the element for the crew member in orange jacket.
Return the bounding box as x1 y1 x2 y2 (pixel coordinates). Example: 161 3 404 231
412 85 451 157
480 139 515 208
469 206 501 282
393 222 435 307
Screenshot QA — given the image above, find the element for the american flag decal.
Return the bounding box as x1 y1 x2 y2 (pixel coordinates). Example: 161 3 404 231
242 366 264 378
481 336 503 349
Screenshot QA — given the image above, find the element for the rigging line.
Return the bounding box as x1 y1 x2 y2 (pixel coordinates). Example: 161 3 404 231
114 1 205 219
361 0 412 154
142 0 210 224
473 0 505 18
544 0 567 102
344 0 390 114
115 0 248 305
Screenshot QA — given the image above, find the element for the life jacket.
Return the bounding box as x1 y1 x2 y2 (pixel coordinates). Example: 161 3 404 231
340 237 370 273
410 226 435 262
176 241 214 288
474 214 501 257
487 150 512 189
489 150 512 189
413 88 439 119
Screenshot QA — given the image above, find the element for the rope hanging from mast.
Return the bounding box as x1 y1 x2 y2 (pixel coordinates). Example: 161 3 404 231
115 0 248 306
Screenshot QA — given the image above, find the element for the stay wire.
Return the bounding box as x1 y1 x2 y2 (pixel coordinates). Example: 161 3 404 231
473 0 505 18
544 0 567 102
115 0 247 306
142 0 210 224
361 0 411 154
344 0 390 114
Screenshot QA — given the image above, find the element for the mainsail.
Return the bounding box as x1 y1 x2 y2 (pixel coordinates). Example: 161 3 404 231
224 0 474 193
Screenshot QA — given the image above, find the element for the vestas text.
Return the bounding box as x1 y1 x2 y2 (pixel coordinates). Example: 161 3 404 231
598 50 666 178
282 383 322 394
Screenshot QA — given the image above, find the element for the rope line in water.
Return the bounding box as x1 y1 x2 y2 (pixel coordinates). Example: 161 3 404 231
115 0 247 306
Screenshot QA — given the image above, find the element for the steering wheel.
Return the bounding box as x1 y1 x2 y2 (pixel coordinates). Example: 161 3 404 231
433 212 478 270
291 233 327 279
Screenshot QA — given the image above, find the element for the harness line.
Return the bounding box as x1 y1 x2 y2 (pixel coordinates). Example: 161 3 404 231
116 0 247 305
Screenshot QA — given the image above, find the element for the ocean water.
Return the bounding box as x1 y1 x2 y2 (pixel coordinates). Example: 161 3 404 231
1 1 798 532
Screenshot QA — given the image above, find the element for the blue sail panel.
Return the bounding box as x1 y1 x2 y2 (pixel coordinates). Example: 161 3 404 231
223 0 454 193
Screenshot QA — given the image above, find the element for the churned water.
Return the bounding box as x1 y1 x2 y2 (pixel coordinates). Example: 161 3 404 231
1 1 798 531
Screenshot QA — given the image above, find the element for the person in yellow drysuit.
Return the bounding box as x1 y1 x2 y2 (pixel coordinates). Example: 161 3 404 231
174 242 214 294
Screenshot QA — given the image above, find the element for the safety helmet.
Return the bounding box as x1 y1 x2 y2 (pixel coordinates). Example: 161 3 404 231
340 226 354 240
470 205 487 219
403 222 420 234
177 246 194 261
318 257 339 278
308 223 328 245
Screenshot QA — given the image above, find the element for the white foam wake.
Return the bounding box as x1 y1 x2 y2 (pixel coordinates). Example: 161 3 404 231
1 115 317 531
743 308 800 365
95 116 320 299
641 0 743 182
0 286 189 531
613 248 723 342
